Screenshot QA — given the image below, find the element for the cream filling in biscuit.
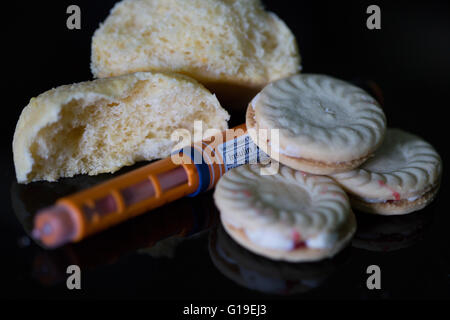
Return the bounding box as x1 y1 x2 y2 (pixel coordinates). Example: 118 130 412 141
359 194 422 204
245 229 293 250
268 140 369 168
306 232 339 249
271 143 303 158
245 229 338 251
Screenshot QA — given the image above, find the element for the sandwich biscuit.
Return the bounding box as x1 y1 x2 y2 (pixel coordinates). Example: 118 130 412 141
331 128 442 215
213 162 356 262
246 74 386 174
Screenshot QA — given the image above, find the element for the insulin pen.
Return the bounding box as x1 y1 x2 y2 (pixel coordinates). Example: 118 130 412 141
32 124 269 248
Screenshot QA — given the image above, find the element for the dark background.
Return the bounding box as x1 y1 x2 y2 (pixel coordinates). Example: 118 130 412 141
1 0 449 302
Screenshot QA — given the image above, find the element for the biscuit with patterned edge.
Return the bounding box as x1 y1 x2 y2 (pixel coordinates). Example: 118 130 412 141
246 74 386 174
331 128 442 215
213 162 356 262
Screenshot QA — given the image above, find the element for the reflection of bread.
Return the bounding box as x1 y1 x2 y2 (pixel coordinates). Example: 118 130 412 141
91 0 300 93
13 72 229 183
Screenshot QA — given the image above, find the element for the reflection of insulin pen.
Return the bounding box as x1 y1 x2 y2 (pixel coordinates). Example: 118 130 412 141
32 124 269 248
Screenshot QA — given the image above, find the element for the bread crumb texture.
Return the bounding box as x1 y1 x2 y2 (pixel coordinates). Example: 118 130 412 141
91 0 300 87
13 72 229 183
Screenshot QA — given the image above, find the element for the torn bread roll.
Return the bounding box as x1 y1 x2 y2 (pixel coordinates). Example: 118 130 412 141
91 0 301 108
13 72 229 183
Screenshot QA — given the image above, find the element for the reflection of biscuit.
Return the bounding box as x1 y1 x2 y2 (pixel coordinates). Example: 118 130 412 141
352 211 431 252
213 163 356 262
13 72 229 183
247 74 386 174
332 129 442 215
209 224 341 295
91 0 300 107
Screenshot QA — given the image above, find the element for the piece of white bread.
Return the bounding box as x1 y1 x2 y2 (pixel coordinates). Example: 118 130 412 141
91 0 300 92
13 72 229 183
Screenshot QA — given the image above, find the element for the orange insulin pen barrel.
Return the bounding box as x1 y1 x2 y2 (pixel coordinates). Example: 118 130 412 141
32 124 254 248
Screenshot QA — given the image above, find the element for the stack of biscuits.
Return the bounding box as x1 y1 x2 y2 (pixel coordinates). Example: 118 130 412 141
13 0 441 262
216 73 441 262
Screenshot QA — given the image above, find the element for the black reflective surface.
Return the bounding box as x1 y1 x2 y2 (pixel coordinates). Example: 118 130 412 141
2 162 448 299
3 0 450 300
